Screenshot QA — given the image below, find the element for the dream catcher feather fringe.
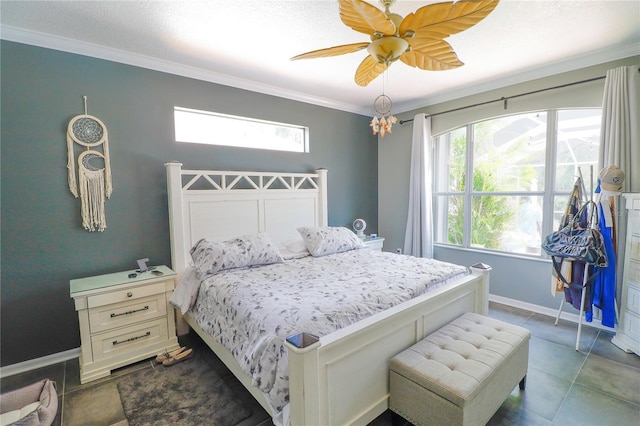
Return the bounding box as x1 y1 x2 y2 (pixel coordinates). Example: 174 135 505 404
67 97 112 232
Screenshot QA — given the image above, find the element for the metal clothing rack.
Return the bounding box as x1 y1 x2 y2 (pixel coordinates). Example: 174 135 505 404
553 166 618 351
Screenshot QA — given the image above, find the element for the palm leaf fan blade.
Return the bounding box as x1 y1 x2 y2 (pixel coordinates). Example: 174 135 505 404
355 55 388 86
399 4 446 35
339 0 396 36
398 12 416 37
401 38 463 70
401 0 499 38
291 42 370 60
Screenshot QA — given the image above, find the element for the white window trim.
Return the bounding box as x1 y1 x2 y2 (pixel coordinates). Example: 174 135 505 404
433 108 601 258
174 106 309 153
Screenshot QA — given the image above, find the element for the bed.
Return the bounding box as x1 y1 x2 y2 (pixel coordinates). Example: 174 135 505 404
165 162 491 426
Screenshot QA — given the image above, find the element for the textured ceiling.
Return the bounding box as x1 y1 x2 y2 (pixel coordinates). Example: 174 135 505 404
1 0 639 115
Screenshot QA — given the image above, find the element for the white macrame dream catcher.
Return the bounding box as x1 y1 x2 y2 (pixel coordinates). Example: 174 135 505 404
67 97 112 232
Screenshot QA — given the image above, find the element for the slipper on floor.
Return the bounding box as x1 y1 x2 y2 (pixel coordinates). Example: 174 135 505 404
155 347 186 364
162 348 193 366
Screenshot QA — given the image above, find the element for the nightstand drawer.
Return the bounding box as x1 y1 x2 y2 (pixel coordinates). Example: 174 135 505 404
621 310 640 344
91 318 168 361
629 233 640 262
626 282 640 316
88 293 167 333
628 260 640 283
87 281 166 309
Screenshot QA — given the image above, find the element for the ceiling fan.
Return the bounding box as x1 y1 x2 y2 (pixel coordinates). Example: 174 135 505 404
292 0 500 87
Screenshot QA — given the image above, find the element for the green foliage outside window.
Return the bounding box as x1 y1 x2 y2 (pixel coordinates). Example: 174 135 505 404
445 129 514 248
469 173 514 249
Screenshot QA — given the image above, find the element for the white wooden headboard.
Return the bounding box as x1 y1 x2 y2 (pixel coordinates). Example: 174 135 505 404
165 162 328 276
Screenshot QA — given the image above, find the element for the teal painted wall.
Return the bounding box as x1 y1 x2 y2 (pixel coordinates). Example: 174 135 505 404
0 41 378 366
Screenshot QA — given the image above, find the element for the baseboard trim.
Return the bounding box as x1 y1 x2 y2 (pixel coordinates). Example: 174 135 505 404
489 294 618 332
0 294 617 379
0 348 80 378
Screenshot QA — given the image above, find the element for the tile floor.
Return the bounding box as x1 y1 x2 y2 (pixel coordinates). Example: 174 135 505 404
1 301 639 425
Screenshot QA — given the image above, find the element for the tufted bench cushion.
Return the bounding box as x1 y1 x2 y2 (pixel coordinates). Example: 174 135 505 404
390 312 530 426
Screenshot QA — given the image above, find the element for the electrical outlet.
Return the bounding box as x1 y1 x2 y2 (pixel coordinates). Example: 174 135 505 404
396 248 402 254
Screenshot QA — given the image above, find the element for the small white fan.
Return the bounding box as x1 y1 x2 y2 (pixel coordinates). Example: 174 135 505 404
353 218 366 237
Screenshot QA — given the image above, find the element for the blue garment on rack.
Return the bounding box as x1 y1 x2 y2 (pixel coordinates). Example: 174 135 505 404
592 207 616 328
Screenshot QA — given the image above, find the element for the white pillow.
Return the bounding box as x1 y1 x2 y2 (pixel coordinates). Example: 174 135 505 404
278 239 311 260
169 267 201 314
297 226 365 257
190 233 284 278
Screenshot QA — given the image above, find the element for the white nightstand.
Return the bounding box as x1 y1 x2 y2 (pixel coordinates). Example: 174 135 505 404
70 265 180 383
362 235 385 251
612 194 640 355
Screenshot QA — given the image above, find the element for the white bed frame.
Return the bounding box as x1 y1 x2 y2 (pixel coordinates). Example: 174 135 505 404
165 162 491 426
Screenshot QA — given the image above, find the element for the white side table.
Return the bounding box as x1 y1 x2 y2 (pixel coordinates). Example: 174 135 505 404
362 236 385 251
612 194 640 355
70 265 180 383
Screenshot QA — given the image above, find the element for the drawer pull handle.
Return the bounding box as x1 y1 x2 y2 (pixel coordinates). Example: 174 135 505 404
127 292 133 298
113 331 151 346
110 306 149 318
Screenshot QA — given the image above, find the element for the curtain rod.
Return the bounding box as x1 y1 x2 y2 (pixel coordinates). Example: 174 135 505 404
399 74 610 125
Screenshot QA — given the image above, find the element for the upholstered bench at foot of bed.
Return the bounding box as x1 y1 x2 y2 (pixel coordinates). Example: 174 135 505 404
389 312 530 426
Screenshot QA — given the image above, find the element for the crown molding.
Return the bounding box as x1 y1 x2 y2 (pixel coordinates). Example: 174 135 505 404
0 25 368 116
2 25 636 117
395 42 640 114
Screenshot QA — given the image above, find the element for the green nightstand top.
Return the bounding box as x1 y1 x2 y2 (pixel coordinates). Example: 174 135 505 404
362 235 384 242
70 265 175 295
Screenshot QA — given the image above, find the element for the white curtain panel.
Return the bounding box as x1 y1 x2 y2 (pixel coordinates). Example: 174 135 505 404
403 113 433 258
599 64 639 302
599 65 640 192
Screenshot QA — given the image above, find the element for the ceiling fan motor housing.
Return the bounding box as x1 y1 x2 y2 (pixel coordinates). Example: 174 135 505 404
367 37 409 64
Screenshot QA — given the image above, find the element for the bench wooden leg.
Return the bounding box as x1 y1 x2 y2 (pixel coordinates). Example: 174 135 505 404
519 375 526 390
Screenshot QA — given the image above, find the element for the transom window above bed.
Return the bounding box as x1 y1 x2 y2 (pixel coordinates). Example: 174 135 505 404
432 108 602 257
174 107 309 153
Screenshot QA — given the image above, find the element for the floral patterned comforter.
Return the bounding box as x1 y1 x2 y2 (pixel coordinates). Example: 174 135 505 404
189 249 469 423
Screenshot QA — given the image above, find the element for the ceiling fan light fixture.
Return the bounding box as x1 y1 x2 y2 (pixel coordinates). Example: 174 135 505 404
367 37 409 64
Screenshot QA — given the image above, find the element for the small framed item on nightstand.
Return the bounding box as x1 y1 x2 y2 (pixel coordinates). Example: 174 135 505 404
69 265 180 384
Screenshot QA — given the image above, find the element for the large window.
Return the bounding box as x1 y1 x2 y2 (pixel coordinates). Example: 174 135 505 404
174 107 309 153
433 108 601 256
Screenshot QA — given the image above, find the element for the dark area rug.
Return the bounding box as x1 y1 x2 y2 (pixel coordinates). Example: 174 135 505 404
117 353 252 426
